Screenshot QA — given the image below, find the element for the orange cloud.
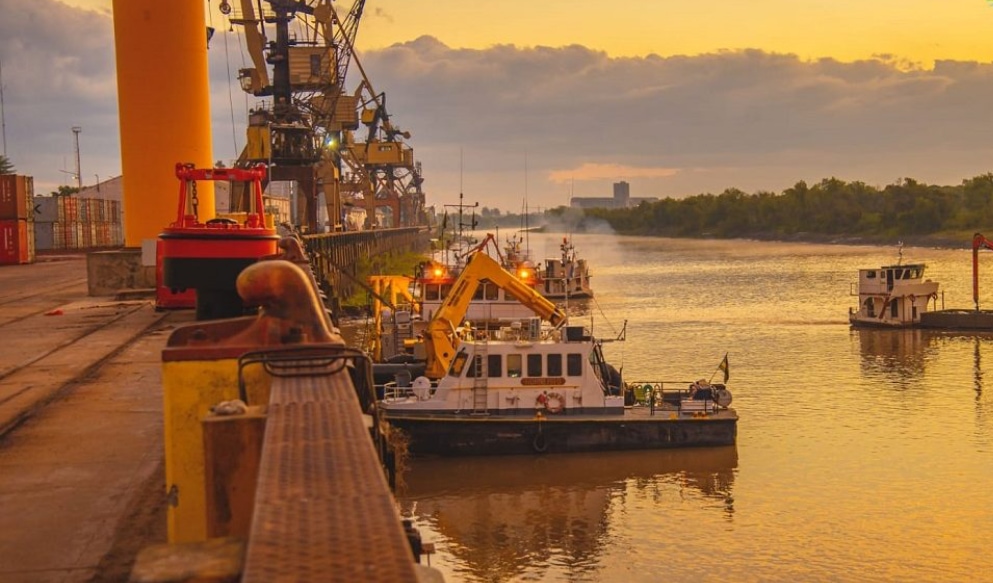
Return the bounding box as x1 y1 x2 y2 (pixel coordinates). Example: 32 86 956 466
549 163 679 183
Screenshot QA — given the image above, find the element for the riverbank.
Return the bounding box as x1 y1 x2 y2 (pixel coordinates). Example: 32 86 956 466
535 224 979 250
739 231 976 250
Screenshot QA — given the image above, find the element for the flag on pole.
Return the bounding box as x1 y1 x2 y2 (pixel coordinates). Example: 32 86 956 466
718 353 729 383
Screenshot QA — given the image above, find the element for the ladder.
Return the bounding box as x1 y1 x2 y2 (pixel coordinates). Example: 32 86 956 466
471 340 489 415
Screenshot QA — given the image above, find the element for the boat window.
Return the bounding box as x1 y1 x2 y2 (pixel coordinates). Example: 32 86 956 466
487 354 502 378
449 352 469 377
441 284 453 298
890 300 899 317
507 354 522 378
866 271 876 279
425 284 440 301
567 354 583 376
547 353 563 376
473 281 498 301
527 354 543 377
465 354 484 378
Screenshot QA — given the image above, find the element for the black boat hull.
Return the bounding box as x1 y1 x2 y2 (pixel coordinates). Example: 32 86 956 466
384 409 737 456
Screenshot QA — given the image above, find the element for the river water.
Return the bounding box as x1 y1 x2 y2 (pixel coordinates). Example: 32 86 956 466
391 232 993 583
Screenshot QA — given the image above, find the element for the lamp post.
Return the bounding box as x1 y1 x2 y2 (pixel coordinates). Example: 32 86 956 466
72 126 82 189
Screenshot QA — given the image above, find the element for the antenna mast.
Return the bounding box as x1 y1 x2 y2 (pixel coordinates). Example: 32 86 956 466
524 152 529 252
0 59 7 156
71 126 82 189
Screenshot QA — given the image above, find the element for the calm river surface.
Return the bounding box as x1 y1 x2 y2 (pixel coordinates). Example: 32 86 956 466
392 232 993 583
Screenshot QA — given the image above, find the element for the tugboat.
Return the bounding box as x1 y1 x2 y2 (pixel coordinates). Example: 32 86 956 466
849 246 939 328
541 236 594 299
379 248 737 456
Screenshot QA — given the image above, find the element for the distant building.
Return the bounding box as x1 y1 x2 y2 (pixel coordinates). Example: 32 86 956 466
76 175 123 201
570 181 657 209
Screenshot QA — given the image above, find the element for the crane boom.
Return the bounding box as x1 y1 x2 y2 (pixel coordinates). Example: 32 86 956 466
423 251 567 379
973 232 993 310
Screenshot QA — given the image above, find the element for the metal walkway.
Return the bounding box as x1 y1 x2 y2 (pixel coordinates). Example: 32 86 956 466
241 349 419 582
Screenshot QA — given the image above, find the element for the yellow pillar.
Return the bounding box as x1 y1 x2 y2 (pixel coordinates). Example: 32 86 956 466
113 0 215 248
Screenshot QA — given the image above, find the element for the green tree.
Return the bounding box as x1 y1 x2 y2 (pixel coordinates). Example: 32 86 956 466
0 155 14 174
50 185 81 197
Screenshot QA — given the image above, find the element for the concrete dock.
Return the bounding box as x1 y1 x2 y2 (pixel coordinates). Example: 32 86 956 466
0 255 186 582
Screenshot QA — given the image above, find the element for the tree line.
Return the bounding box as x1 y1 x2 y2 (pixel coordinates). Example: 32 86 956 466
546 174 993 244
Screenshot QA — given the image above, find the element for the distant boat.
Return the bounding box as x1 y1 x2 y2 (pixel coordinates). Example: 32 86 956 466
540 236 593 299
849 250 939 328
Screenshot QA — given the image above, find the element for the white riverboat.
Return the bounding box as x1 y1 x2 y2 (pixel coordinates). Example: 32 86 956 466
849 257 940 328
379 250 736 456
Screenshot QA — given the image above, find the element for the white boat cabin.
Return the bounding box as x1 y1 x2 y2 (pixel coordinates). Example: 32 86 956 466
417 270 546 325
849 263 939 328
380 324 624 416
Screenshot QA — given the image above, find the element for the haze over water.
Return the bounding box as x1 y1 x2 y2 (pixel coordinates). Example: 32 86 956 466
396 232 993 582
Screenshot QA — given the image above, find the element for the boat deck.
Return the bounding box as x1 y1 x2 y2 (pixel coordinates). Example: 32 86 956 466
920 309 993 330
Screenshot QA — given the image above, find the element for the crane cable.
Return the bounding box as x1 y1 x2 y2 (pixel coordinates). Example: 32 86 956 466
208 0 241 159
222 13 240 157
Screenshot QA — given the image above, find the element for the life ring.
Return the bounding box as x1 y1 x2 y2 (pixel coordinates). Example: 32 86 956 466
544 392 565 414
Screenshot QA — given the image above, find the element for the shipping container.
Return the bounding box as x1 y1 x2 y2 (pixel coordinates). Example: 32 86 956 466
0 175 34 220
34 222 55 251
63 197 78 222
0 219 34 264
64 222 78 249
53 221 65 250
28 222 36 260
34 197 59 222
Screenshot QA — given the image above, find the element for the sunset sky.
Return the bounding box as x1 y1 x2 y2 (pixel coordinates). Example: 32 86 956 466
4 0 993 211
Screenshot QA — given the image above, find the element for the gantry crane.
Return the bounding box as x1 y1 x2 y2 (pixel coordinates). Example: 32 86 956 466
221 0 426 232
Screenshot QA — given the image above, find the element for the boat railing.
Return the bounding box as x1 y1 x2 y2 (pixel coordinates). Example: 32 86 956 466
381 381 412 400
626 380 725 416
381 378 435 401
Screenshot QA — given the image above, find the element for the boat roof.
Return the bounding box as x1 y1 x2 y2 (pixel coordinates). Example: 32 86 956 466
869 263 926 270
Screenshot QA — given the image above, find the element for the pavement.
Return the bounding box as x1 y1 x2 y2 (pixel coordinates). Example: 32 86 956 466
0 256 192 582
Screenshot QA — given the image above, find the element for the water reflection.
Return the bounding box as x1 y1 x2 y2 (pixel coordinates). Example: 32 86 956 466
399 447 737 582
974 335 983 402
854 327 935 378
855 327 993 442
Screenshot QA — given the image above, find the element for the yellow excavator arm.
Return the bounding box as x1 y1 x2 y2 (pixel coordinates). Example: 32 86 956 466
423 251 567 379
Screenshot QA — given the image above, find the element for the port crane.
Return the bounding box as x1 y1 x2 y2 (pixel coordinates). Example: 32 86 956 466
422 247 568 379
221 0 426 232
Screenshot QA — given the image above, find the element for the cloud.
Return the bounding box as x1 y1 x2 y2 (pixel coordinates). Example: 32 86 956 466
0 1 259 193
548 163 679 183
0 1 118 191
370 7 395 25
5 12 993 212
361 39 993 208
